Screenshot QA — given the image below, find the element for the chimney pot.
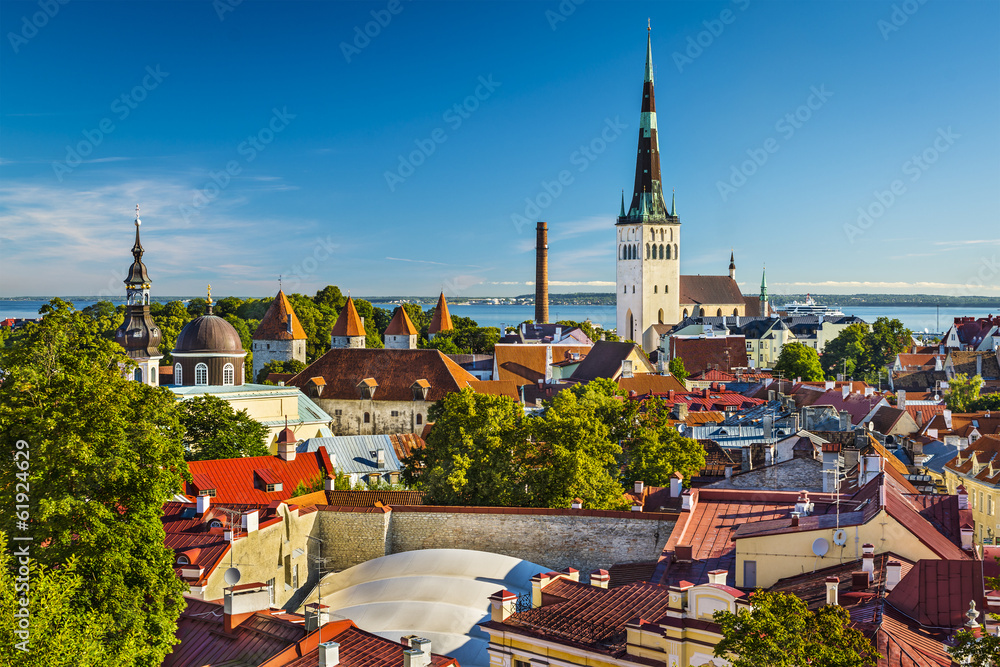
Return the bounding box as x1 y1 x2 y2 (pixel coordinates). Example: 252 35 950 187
885 561 902 591
590 569 610 588
318 641 340 667
707 569 727 585
825 576 839 606
634 480 644 494
197 494 211 515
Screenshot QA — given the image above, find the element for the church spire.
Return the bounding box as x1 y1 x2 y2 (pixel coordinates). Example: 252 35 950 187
620 190 626 218
729 250 736 280
125 204 151 289
624 24 668 221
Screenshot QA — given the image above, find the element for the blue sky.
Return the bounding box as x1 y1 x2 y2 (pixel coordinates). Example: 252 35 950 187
1 0 998 299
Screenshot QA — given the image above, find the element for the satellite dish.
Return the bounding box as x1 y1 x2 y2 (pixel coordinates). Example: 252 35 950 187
833 529 848 546
224 567 242 586
812 538 830 557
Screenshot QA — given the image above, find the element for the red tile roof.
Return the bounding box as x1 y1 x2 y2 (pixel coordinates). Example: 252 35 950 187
316 490 425 507
668 336 749 375
428 292 453 334
492 578 674 656
289 349 477 401
617 374 685 396
895 354 939 370
904 404 945 427
253 290 307 341
467 380 521 399
945 433 1000 486
384 306 418 336
679 275 745 306
164 596 306 667
259 619 459 667
331 297 365 337
494 344 591 385
185 451 333 504
885 559 985 628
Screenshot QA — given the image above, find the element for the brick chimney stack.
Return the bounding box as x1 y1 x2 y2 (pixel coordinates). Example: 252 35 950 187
535 222 549 324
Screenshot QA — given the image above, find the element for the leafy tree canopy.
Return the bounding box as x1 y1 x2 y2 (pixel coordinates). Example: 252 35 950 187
668 356 689 384
256 358 307 384
774 341 825 382
713 590 880 667
945 373 986 412
179 394 271 461
0 299 188 665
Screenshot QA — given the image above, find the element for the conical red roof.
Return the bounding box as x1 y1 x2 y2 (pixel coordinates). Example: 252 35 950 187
252 290 307 340
385 306 418 336
331 297 365 337
428 292 453 334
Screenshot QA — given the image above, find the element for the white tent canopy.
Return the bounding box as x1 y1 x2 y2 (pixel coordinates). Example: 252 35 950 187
299 548 549 667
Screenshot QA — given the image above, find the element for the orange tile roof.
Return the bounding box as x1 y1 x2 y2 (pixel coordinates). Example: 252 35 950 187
617 374 685 396
384 306 418 336
185 450 333 504
468 380 521 399
331 297 365 337
945 433 1000 486
494 344 592 386
253 290 307 340
682 411 726 425
428 292 453 334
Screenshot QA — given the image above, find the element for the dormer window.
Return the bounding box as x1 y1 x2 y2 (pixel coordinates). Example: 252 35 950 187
177 555 190 565
209 519 223 528
411 379 431 401
266 483 282 493
198 488 217 497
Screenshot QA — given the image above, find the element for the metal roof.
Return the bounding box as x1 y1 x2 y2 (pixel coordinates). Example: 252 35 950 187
299 435 405 475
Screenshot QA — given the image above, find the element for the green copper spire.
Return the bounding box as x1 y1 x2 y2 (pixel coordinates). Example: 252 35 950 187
620 190 626 218
760 264 768 298
671 189 676 217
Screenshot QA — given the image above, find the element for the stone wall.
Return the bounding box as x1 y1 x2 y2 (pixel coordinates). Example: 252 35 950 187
313 507 391 570
315 398 429 436
252 338 306 382
315 506 676 573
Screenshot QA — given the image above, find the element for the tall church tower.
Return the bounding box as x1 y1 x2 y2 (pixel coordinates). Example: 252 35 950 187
115 206 163 385
616 27 680 351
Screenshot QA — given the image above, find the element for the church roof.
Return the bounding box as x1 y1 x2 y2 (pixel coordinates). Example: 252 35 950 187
428 292 453 334
331 297 365 337
623 29 669 220
174 315 246 355
384 306 418 336
252 290 307 341
679 275 745 306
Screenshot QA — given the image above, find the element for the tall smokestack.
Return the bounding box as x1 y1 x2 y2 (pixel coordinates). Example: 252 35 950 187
535 221 549 324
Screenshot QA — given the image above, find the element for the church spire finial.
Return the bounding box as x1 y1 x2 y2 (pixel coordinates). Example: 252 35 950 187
206 284 214 315
620 189 626 218
671 189 676 216
624 25 666 220
645 20 654 84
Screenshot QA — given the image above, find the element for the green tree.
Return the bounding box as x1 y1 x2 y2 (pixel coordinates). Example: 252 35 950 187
713 590 880 667
774 342 824 381
970 392 1000 412
313 285 345 311
403 389 526 506
621 397 705 488
863 317 911 378
945 373 986 412
256 359 308 384
0 536 116 666
820 322 869 379
352 299 385 349
402 302 430 333
421 331 463 354
179 394 271 460
287 293 338 361
527 383 629 510
214 295 244 317
668 356 689 384
0 299 188 665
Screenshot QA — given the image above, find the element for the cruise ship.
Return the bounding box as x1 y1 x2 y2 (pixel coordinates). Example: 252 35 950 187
776 294 845 317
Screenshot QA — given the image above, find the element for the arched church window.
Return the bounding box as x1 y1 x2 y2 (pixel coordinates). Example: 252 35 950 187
654 285 658 294
651 229 656 241
151 367 156 384
195 363 208 386
717 309 723 317
223 363 235 386
733 308 739 316
632 285 635 293
134 368 142 383
364 412 371 424
665 285 669 293
646 244 650 259
674 243 678 258
698 308 705 317
659 309 664 324
174 363 183 385
416 413 423 425
670 228 673 242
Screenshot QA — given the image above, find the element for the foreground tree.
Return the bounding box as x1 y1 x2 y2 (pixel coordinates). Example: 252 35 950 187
402 389 526 506
949 553 1000 666
0 299 188 665
863 317 912 377
713 590 880 667
821 322 869 379
179 394 271 460
773 342 824 381
0 534 115 666
621 397 705 488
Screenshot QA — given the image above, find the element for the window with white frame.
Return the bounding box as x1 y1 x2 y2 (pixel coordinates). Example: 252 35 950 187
195 363 208 386
223 363 235 386
174 362 183 385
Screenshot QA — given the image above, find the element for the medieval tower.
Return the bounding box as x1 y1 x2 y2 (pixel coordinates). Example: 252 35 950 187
616 28 681 351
